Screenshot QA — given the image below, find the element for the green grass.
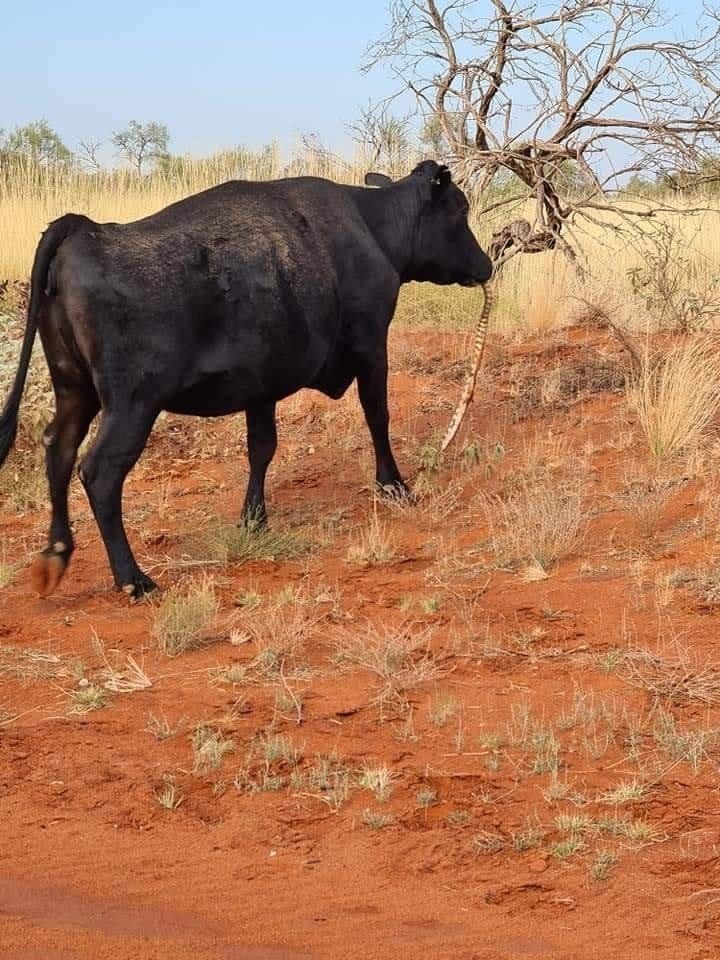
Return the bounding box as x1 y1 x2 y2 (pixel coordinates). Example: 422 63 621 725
187 518 310 564
550 836 586 860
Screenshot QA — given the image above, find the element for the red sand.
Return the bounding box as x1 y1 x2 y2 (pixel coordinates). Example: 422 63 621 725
1 325 718 959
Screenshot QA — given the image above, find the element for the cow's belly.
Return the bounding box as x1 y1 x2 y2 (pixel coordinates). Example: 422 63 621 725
165 350 325 416
162 278 343 415
165 368 311 415
165 374 256 416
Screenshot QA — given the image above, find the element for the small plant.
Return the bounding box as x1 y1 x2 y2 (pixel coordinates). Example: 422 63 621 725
478 731 505 751
258 772 285 792
146 711 185 740
597 815 660 844
69 682 108 714
416 787 438 809
233 589 262 611
258 733 303 766
275 688 304 722
241 602 317 679
418 440 443 475
357 763 397 802
155 774 184 810
555 813 595 836
420 596 442 614
446 810 472 828
299 754 353 812
485 481 587 573
429 692 457 727
596 649 625 674
625 648 720 709
216 664 248 684
334 624 440 712
621 819 659 844
628 224 720 332
191 724 234 773
362 809 395 830
550 836 586 860
529 727 561 776
599 779 647 805
512 821 545 851
99 653 152 693
590 849 619 881
347 503 398 565
614 475 677 538
152 578 218 656
472 830 505 855
188 518 308 564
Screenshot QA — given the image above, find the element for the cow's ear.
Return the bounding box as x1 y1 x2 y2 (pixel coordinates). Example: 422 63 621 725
431 166 452 190
365 172 393 188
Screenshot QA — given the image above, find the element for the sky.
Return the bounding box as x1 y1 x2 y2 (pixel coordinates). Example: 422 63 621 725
2 0 701 167
2 0 397 161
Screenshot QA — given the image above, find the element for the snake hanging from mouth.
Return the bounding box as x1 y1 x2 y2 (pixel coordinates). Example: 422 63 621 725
435 280 494 458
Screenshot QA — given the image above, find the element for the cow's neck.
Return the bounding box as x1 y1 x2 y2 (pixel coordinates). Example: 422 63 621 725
354 183 420 281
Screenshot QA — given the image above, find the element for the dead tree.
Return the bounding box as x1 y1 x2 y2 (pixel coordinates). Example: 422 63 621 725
364 0 720 269
78 139 103 172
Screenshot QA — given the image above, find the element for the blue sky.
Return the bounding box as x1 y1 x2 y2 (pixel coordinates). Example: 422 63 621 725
2 1 396 159
3 1 700 166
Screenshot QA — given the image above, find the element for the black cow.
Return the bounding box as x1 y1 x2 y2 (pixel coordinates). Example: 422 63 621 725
0 160 492 598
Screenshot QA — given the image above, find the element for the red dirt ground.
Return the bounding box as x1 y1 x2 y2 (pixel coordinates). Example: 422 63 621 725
1 322 719 959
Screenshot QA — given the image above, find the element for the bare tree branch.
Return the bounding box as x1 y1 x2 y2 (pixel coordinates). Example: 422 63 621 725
77 139 103 172
364 0 720 268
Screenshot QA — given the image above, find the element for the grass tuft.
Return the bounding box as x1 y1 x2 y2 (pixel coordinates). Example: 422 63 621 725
362 809 395 830
627 337 720 461
590 850 619 881
155 774 184 810
152 578 218 656
191 723 234 773
485 481 586 572
357 763 397 802
334 625 440 711
187 518 309 564
69 682 108 714
347 503 398 565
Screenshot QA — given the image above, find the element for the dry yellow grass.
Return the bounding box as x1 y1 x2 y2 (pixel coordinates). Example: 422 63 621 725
627 337 720 460
2 150 719 336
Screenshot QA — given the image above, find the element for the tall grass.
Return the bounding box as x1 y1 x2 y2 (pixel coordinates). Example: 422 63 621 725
1 148 720 336
627 337 720 460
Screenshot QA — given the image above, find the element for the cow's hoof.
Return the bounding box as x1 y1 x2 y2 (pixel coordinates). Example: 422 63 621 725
120 573 159 601
378 481 416 504
30 548 69 598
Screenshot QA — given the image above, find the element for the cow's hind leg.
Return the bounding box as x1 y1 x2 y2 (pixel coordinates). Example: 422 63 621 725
79 405 158 598
356 351 412 500
31 387 99 597
240 401 277 527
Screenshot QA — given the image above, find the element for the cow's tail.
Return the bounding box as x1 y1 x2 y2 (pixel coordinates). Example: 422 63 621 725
0 214 88 468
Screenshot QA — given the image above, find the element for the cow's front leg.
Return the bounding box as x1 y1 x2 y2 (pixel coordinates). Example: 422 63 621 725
356 351 411 500
241 401 277 527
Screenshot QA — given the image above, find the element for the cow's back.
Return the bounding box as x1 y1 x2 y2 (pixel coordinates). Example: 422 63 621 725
50 177 383 414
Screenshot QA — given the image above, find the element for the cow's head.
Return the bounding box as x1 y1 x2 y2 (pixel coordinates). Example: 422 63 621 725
364 161 493 287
